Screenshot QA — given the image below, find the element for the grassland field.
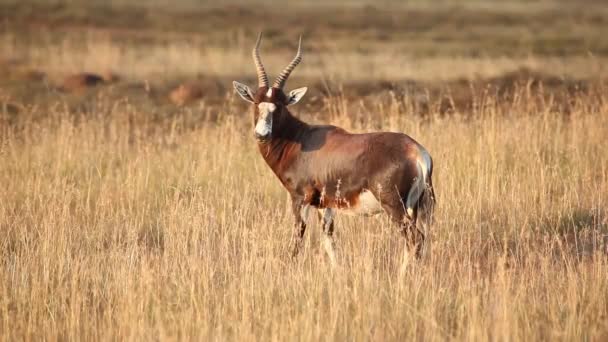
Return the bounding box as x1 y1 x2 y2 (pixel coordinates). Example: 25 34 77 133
1 0 608 340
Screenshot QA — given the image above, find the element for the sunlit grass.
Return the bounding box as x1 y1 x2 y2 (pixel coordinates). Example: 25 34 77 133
1 87 607 340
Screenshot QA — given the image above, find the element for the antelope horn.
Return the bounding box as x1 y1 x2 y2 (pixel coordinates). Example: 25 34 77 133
252 32 269 87
273 35 302 89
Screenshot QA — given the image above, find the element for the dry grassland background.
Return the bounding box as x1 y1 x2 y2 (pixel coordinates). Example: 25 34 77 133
1 0 608 340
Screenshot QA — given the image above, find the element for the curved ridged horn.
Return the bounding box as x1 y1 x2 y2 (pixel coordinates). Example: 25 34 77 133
252 32 269 87
273 35 302 89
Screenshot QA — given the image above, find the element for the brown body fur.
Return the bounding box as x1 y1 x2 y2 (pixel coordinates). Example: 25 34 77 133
234 37 434 265
251 86 435 260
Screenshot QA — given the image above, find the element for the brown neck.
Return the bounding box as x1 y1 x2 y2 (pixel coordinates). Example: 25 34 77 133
257 108 309 177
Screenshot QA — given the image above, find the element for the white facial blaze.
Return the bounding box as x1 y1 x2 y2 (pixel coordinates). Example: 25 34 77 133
255 102 276 137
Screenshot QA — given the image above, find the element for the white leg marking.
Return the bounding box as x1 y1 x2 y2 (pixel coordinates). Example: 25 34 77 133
300 204 311 223
323 208 335 229
322 208 337 268
399 242 412 278
322 235 337 268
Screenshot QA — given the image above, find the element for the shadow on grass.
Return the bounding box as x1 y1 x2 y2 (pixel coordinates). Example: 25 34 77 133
458 208 608 277
546 208 608 257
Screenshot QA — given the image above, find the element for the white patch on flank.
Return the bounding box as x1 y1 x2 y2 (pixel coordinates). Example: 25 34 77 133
266 88 273 97
341 190 383 216
405 146 432 217
255 102 275 137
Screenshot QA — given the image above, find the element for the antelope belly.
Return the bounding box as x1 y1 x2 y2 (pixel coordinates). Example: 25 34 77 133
341 190 384 216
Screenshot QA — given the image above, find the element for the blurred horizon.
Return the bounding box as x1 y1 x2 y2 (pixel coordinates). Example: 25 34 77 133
2 0 606 113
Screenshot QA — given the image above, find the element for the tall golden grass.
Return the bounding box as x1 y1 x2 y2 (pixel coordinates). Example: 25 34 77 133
1 85 607 340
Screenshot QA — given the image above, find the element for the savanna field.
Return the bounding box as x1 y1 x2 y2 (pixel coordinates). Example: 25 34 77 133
1 0 608 340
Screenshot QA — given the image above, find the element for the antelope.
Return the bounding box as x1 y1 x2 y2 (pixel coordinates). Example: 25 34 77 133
233 34 435 269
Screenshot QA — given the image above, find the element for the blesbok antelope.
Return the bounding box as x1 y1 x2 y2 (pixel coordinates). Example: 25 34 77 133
233 34 435 269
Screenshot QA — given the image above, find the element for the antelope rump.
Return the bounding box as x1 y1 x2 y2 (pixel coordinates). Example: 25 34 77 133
233 34 436 269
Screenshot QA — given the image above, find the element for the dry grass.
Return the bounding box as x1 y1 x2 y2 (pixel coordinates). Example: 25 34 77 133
1 0 608 340
1 86 607 340
168 83 204 106
2 0 608 84
2 30 607 83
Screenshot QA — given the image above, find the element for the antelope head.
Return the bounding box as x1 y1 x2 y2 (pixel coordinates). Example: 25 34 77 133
233 33 308 142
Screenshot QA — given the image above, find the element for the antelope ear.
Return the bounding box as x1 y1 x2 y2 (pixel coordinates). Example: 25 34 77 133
233 81 254 103
286 87 307 106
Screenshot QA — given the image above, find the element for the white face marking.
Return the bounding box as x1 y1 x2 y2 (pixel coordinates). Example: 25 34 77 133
255 102 276 137
266 88 273 97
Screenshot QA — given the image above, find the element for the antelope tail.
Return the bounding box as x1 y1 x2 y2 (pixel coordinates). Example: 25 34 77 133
405 149 435 225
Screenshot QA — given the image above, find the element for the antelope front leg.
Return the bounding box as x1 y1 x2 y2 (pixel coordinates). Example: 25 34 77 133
290 200 309 258
321 208 337 267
